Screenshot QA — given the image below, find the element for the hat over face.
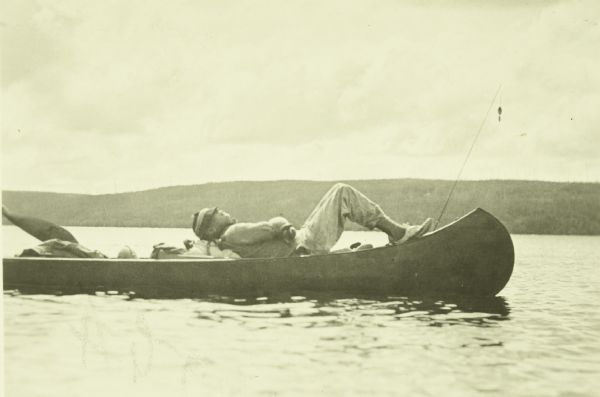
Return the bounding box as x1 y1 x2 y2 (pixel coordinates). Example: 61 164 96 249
192 207 218 239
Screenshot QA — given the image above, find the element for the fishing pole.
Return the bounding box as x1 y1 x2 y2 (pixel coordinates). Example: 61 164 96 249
434 84 503 229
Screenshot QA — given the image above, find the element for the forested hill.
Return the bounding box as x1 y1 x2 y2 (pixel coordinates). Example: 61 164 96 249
3 179 600 235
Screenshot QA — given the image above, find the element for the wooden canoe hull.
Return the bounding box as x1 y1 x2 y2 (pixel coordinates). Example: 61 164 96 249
2 208 514 298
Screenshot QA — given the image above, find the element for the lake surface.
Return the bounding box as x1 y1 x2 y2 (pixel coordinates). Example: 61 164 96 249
3 226 600 397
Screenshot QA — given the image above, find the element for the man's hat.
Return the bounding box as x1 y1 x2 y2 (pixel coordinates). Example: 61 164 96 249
192 207 218 239
117 245 137 259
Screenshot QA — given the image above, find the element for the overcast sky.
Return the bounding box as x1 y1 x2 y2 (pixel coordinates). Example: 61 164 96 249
2 0 599 193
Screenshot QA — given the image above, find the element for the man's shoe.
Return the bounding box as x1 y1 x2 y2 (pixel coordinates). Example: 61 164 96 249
392 218 434 245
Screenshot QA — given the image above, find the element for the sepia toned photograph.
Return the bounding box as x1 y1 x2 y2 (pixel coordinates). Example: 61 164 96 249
2 1 599 396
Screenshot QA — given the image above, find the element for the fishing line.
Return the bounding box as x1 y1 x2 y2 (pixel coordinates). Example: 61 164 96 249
434 84 503 229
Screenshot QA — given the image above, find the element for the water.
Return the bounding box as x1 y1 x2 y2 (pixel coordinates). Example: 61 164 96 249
3 226 600 397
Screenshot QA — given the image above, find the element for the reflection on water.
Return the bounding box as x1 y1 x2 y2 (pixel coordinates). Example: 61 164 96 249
5 288 510 329
189 294 510 329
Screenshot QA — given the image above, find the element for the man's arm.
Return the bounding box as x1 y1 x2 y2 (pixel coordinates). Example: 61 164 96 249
220 217 295 245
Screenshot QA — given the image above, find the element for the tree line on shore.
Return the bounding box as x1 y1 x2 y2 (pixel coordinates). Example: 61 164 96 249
3 179 599 235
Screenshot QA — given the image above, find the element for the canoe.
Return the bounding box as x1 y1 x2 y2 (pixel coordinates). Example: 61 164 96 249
2 208 514 298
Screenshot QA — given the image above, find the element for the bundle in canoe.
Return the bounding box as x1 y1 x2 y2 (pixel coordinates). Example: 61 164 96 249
2 208 514 298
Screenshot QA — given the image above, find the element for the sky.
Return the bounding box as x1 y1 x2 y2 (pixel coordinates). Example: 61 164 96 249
2 0 599 193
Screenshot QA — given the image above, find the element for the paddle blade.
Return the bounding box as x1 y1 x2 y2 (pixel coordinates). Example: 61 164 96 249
2 206 79 243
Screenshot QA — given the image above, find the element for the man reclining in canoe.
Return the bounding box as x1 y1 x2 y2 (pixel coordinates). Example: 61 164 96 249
4 184 432 259
191 183 433 258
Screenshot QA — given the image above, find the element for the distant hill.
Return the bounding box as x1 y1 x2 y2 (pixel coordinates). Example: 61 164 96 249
3 179 600 235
